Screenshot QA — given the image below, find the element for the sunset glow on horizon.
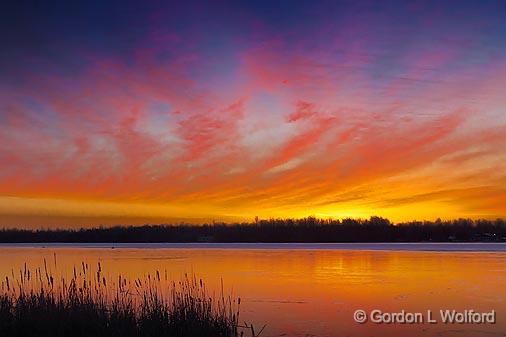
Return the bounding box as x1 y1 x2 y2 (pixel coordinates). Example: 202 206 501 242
1 1 506 228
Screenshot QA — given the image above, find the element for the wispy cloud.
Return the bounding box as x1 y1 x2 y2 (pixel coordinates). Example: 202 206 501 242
1 1 506 226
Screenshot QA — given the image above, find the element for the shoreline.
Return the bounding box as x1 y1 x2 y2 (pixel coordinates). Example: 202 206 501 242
0 242 505 252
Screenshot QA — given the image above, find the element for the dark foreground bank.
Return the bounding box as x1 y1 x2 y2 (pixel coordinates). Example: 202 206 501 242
1 217 505 243
0 264 255 337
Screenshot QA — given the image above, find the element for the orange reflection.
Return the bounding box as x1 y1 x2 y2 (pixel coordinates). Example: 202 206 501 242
0 247 504 337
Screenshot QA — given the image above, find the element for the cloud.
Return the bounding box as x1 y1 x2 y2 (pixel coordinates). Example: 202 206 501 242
1 4 506 225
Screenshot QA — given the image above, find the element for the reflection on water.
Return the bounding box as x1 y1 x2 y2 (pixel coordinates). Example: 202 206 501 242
0 245 504 337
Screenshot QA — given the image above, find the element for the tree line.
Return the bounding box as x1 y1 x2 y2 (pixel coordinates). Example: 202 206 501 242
1 217 505 243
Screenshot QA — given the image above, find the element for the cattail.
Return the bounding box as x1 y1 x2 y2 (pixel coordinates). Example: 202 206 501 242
0 263 246 337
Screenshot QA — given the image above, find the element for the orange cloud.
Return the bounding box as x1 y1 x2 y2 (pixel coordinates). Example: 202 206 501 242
1 37 506 228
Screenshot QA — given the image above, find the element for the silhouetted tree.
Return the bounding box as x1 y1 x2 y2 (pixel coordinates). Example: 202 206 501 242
0 216 504 243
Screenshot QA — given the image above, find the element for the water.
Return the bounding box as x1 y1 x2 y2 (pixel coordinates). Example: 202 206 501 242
0 243 504 337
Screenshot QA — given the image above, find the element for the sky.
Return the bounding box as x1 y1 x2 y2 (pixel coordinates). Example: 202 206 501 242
1 0 506 228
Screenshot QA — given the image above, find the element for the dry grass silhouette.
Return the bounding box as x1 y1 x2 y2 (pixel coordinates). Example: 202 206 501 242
0 258 261 337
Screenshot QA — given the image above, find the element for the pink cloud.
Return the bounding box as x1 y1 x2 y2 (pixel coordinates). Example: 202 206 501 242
1 34 506 221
